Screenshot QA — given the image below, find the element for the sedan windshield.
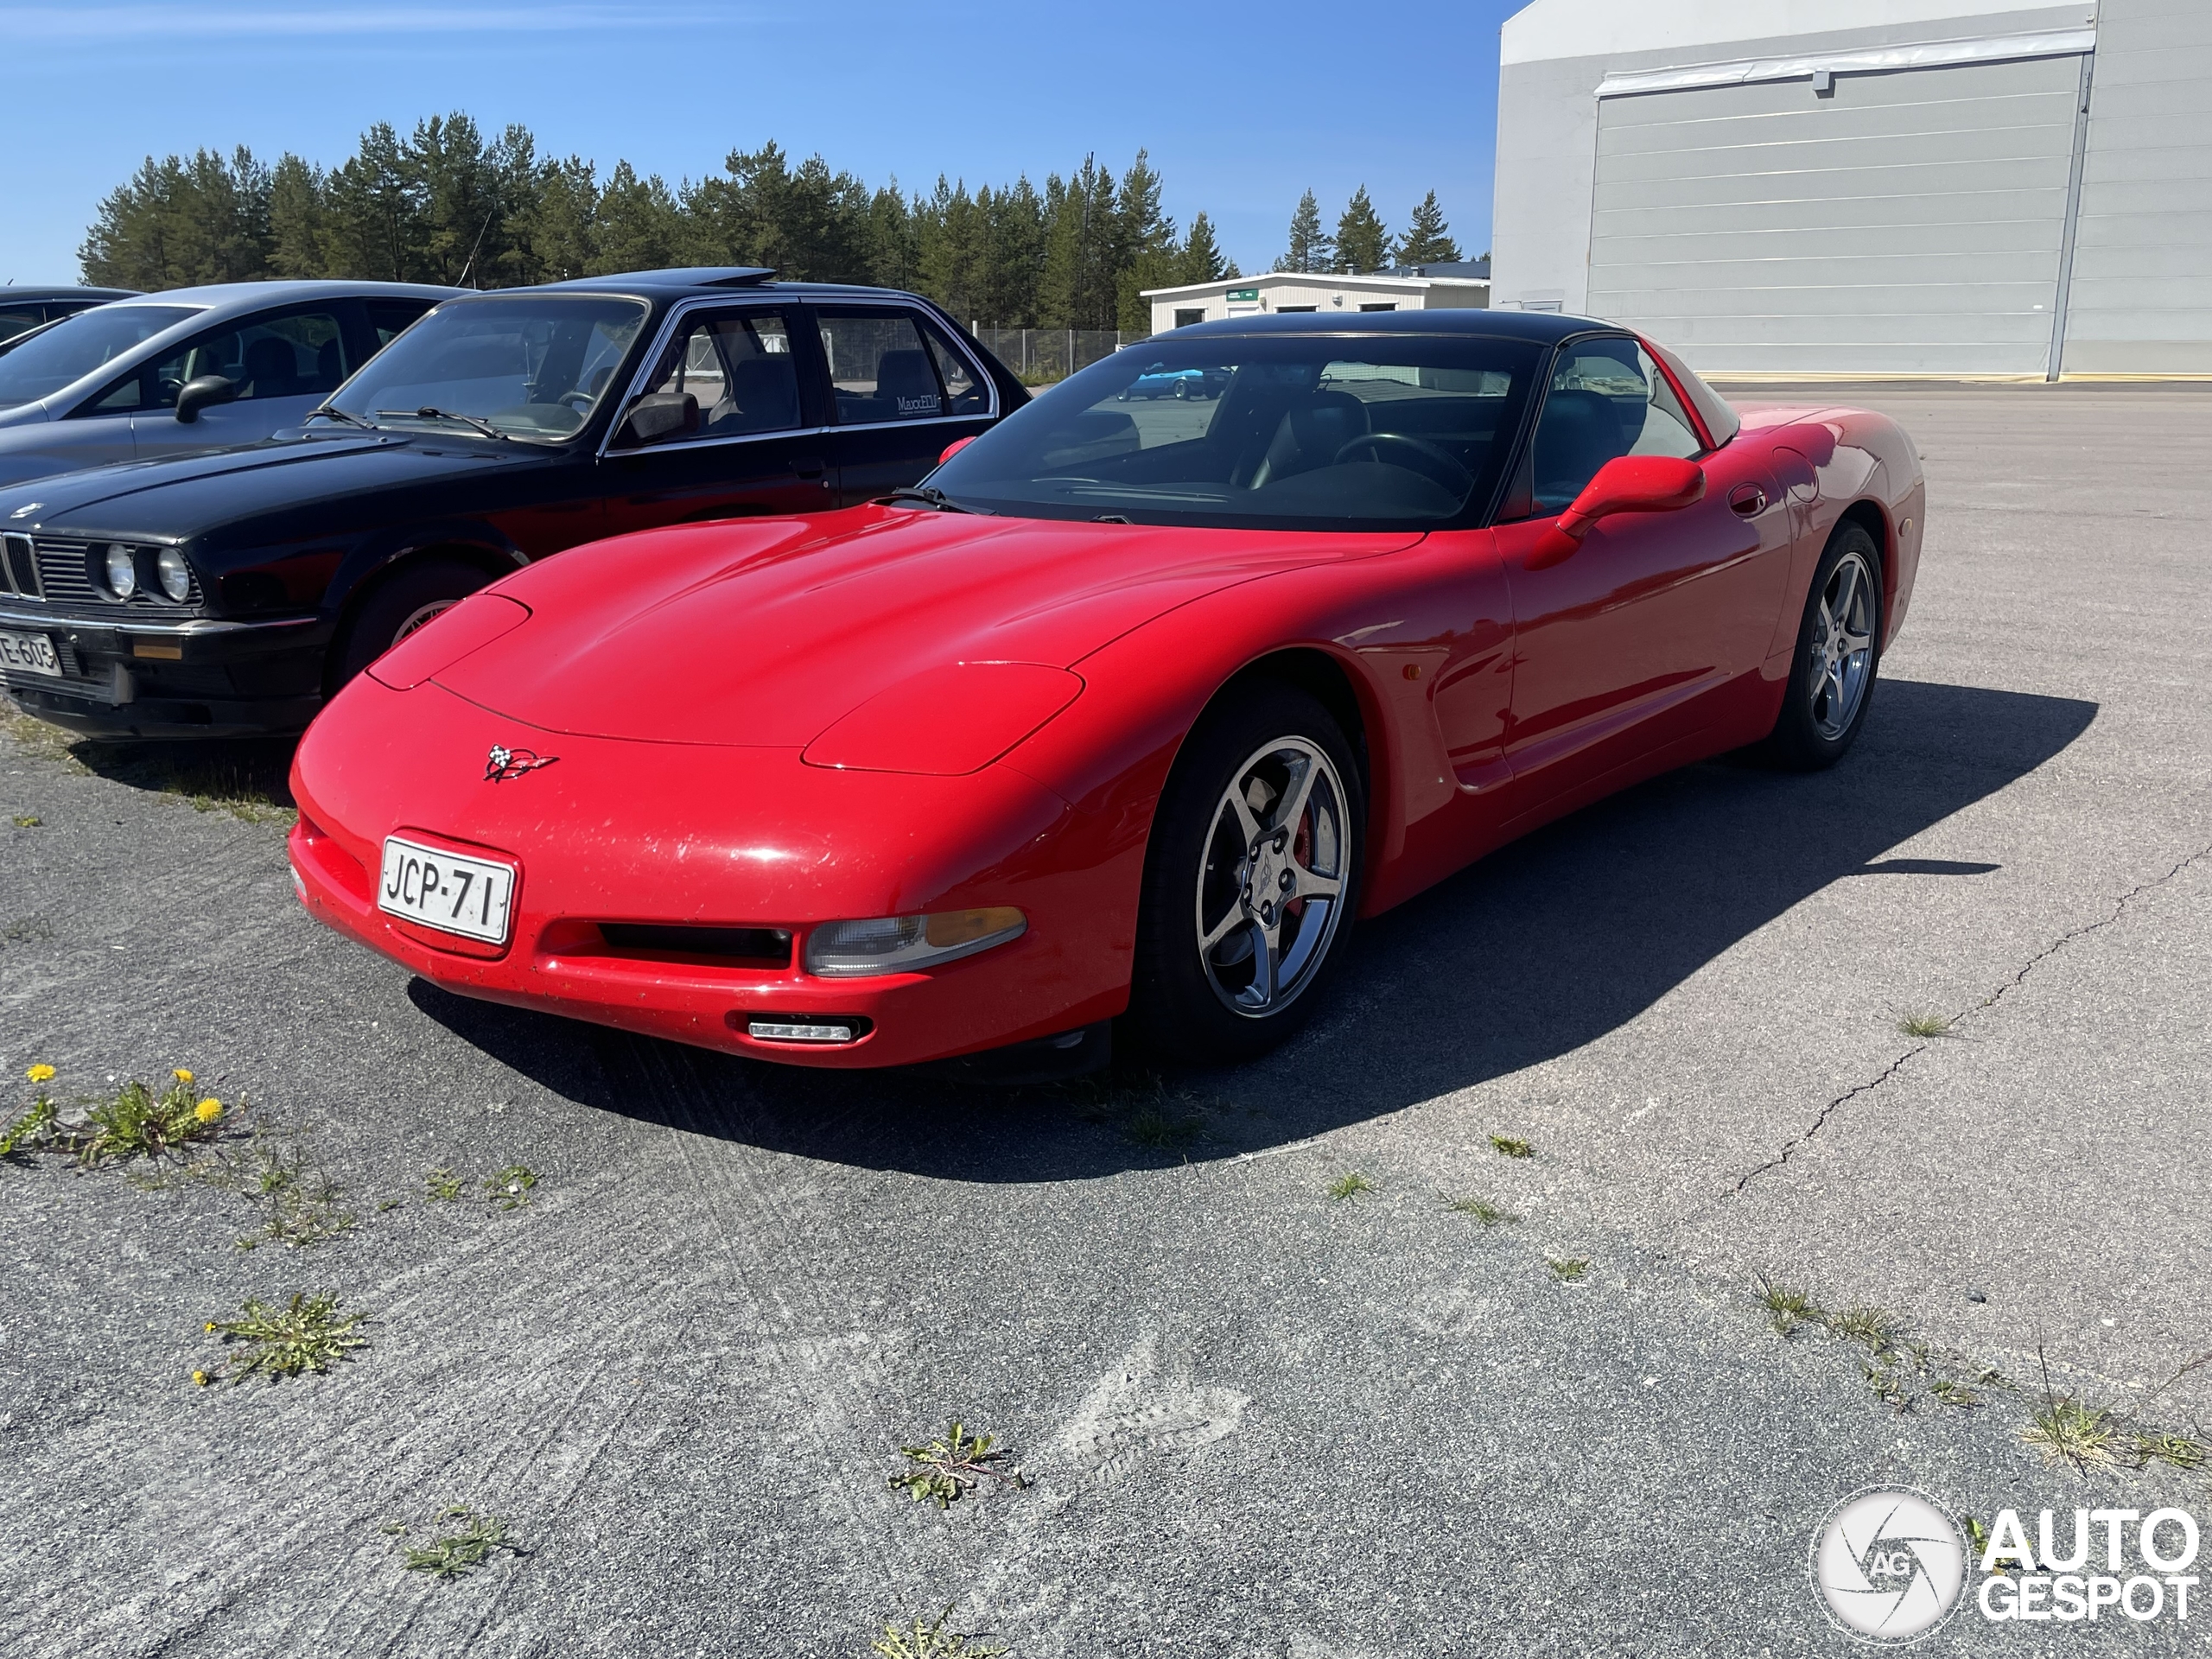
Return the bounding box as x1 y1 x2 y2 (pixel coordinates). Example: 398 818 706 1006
928 333 1544 530
326 296 649 442
0 304 196 410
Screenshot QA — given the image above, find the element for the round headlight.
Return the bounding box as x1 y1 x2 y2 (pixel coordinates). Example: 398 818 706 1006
104 543 137 600
156 547 191 602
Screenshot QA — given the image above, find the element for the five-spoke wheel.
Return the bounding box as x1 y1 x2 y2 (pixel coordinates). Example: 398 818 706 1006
1761 521 1885 768
1194 734 1351 1016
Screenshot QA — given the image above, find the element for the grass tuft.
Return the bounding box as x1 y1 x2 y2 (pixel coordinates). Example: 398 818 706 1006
1896 1010 1955 1039
424 1167 464 1201
11 815 38 829
199 1291 367 1384
869 1607 1007 1659
1445 1195 1518 1226
389 1506 522 1580
1546 1256 1591 1283
2130 1429 2205 1471
1488 1135 1534 1159
1327 1172 1376 1202
484 1165 537 1211
1756 1276 1821 1338
2024 1394 2121 1467
3 1067 233 1166
1825 1305 1906 1356
887 1421 1027 1510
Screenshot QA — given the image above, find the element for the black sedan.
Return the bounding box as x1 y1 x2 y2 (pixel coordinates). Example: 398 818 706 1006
0 269 1025 738
0 286 140 351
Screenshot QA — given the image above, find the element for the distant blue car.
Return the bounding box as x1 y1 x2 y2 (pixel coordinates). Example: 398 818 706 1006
1116 365 1225 401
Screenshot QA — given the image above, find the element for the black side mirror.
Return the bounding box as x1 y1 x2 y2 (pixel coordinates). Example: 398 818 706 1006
175 374 240 424
614 391 699 448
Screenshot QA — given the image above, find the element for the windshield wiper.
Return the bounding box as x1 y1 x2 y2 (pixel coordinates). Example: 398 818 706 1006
377 406 509 442
878 485 988 514
303 404 377 430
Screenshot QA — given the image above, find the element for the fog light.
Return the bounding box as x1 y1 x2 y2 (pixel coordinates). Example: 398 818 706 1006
747 1019 856 1044
803 906 1027 977
156 547 191 601
104 543 137 600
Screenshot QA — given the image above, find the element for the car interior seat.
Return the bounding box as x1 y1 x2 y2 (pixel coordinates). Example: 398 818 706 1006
243 337 298 399
717 354 799 432
313 337 345 392
1533 388 1631 511
1252 389 1370 486
874 350 942 418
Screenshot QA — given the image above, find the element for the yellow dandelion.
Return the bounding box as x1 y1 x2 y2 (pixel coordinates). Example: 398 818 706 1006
173 1068 194 1084
194 1098 223 1123
192 1370 211 1388
26 1064 56 1084
204 1321 217 1332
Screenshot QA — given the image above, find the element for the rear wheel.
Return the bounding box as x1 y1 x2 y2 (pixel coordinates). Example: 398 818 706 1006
331 558 492 690
1124 683 1363 1065
1760 522 1883 769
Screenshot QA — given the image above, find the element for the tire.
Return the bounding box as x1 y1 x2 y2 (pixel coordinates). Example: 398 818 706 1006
331 558 492 690
1759 522 1883 770
1123 683 1364 1065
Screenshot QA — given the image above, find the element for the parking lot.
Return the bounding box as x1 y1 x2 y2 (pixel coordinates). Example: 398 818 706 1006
3 382 2208 1655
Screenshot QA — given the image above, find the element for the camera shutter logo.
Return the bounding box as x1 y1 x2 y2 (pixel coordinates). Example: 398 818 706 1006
1811 1486 1967 1643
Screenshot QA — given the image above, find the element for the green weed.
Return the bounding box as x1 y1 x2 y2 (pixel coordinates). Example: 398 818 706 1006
1826 1306 1906 1356
1896 1011 1955 1039
424 1167 464 1201
1446 1195 1518 1226
869 1607 1007 1659
1327 1172 1376 1202
388 1506 521 1580
888 1421 1027 1510
2024 1394 2121 1467
196 1292 367 1385
11 815 38 829
484 1165 537 1211
1489 1135 1533 1159
1547 1256 1591 1283
1756 1277 1821 1338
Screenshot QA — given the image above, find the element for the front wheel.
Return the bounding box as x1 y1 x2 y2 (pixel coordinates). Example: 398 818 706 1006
330 558 492 690
1123 683 1363 1065
1759 522 1883 769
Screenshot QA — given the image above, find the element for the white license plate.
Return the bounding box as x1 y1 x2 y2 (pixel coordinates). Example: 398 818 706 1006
377 836 517 944
0 629 61 678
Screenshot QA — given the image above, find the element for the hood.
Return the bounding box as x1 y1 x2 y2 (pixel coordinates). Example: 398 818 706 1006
435 505 1421 747
0 432 533 541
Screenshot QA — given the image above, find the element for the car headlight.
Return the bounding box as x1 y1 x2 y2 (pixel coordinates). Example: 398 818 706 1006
104 543 137 600
156 547 191 602
803 907 1027 977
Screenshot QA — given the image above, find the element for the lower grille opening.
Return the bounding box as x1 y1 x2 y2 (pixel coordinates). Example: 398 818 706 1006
596 923 792 968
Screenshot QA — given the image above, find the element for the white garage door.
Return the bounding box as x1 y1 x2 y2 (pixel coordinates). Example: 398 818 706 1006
1586 54 2087 375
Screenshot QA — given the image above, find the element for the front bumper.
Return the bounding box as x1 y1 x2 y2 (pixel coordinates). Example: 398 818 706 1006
288 679 1143 1069
0 607 330 738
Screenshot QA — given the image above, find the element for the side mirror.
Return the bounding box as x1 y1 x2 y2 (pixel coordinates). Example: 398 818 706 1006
614 391 699 448
1556 454 1705 542
938 435 976 466
174 374 239 424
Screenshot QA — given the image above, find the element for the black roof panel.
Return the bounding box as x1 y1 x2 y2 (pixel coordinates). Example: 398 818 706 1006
1173 308 1611 344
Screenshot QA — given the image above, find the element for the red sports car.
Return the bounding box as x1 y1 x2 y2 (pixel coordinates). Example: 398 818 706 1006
289 312 1923 1075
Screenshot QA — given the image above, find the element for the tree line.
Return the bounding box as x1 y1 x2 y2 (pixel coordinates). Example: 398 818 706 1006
78 113 1467 329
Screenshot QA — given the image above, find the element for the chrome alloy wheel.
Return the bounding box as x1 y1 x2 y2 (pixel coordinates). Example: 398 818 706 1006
391 599 461 646
1193 734 1350 1016
1808 548 1877 741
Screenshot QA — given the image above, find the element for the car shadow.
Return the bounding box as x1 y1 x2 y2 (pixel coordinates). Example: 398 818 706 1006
407 677 2097 1180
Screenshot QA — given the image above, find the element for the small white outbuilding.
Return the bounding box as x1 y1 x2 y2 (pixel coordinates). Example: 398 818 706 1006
1141 267 1491 335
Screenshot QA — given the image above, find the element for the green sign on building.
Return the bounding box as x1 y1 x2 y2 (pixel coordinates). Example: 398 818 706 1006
1226 288 1259 302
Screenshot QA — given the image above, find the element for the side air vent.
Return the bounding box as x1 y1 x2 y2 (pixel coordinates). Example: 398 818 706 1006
596 923 793 967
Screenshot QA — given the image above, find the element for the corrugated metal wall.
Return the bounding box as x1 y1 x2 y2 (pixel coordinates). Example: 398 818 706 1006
2064 0 2212 373
1586 55 2084 373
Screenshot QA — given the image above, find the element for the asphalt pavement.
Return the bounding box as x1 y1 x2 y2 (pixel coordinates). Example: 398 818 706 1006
2 382 2207 1656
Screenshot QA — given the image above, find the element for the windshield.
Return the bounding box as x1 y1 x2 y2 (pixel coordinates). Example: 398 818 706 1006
0 304 196 410
928 333 1544 530
327 296 649 442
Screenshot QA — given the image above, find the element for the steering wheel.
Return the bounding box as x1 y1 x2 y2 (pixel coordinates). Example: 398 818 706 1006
556 388 597 414
1332 431 1475 495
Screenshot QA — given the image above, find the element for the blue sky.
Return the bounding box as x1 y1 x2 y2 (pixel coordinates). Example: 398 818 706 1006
0 0 1523 286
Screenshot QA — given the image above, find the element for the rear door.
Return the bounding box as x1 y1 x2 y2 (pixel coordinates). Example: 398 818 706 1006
124 302 357 460
813 304 998 505
596 302 834 537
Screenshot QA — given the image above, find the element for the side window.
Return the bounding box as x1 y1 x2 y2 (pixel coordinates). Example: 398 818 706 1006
818 310 946 424
918 323 990 417
0 309 41 341
97 310 348 412
1530 337 1702 513
627 308 799 446
366 301 432 349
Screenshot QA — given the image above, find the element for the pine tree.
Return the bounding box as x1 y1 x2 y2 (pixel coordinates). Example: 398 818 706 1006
1393 190 1461 266
590 162 682 275
866 180 917 291
1332 185 1389 274
324 123 420 282
1178 211 1226 284
1276 189 1331 273
1115 148 1178 333
1039 156 1121 328
981 176 1046 324
516 156 598 283
267 154 327 277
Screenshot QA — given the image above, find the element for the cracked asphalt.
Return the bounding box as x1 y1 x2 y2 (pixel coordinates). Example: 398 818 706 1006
2 383 2208 1656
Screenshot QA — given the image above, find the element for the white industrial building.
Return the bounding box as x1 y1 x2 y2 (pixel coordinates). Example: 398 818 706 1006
1491 0 2212 376
1141 267 1490 334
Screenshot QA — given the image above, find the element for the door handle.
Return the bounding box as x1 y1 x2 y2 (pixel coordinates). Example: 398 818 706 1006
791 456 827 480
1729 483 1767 517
